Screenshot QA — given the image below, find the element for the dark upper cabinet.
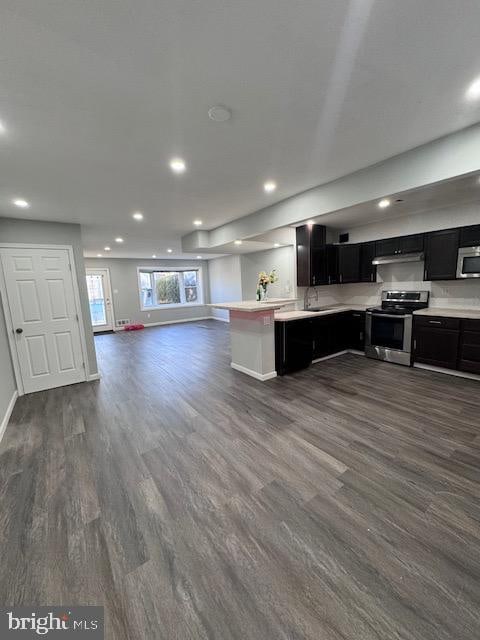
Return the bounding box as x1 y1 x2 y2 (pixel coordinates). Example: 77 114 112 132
459 225 480 247
310 244 338 286
375 237 398 257
401 233 424 253
375 233 424 257
413 317 460 370
337 244 360 284
424 228 459 281
296 225 327 286
359 241 377 283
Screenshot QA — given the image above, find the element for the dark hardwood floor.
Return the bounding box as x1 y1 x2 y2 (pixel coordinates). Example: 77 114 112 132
1 319 480 639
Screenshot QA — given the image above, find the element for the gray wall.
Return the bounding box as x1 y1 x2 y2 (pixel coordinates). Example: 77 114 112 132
240 246 295 300
0 301 16 424
84 257 211 326
208 255 242 321
0 217 98 375
208 248 296 321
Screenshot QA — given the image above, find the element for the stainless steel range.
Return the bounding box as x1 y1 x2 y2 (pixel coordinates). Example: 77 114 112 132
365 290 429 366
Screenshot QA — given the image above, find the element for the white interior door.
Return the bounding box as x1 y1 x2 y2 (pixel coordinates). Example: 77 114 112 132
0 247 86 394
86 268 114 332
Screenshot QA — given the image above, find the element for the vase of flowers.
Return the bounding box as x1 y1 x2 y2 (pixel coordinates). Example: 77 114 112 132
257 269 278 301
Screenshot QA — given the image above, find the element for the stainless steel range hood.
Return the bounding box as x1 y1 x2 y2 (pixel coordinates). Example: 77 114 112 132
372 252 424 266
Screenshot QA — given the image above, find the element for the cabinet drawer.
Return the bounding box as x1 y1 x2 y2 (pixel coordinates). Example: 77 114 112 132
462 318 480 332
414 316 460 330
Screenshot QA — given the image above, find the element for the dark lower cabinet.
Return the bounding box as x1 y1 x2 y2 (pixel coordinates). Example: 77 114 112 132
424 229 459 281
312 313 348 359
275 311 366 375
275 319 313 375
459 319 480 374
413 316 460 369
347 311 366 350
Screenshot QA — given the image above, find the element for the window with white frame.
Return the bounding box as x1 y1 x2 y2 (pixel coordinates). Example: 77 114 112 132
138 268 203 309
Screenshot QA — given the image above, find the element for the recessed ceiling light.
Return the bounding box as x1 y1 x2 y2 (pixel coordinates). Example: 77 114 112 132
104 246 111 251
208 105 232 122
169 158 186 174
306 219 314 225
167 248 173 253
466 76 480 101
193 219 203 226
0 120 6 134
97 254 102 257
196 255 202 259
274 243 280 248
234 240 242 245
132 211 143 220
378 199 391 209
13 198 30 208
115 237 124 243
152 254 157 258
264 181 277 193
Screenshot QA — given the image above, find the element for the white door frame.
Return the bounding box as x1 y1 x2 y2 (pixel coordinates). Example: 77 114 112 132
0 243 90 396
86 267 115 332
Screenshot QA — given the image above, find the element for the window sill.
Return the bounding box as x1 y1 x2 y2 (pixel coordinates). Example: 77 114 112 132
140 302 205 311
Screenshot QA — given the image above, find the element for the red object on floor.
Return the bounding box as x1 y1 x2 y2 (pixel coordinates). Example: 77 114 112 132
124 324 145 331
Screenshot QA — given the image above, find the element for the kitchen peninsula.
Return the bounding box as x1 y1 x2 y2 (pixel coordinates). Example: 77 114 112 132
209 298 296 380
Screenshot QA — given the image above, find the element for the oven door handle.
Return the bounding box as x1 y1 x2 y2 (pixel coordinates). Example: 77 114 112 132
367 312 410 319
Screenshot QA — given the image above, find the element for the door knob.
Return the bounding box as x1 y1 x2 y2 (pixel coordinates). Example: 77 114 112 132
16 328 23 334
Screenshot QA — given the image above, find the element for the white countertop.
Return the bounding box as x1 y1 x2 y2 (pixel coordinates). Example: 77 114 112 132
275 304 368 321
209 298 297 312
413 307 480 319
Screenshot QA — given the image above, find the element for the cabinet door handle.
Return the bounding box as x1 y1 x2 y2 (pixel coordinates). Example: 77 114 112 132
328 275 331 285
428 320 442 325
312 275 316 285
413 339 416 351
339 274 343 283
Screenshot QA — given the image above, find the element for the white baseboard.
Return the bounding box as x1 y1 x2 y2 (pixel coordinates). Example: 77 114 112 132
88 373 101 381
0 390 18 444
113 316 212 331
211 315 229 323
230 362 277 381
414 363 480 382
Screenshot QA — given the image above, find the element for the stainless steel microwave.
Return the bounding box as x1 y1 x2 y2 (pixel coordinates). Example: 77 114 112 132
457 246 480 278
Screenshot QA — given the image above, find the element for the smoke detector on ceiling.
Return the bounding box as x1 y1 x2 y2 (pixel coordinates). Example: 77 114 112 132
208 105 232 122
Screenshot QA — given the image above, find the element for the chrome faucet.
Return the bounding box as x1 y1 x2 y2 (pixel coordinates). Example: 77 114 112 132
304 286 319 310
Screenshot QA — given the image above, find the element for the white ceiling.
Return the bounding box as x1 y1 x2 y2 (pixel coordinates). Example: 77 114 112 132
1 0 480 258
296 172 480 232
